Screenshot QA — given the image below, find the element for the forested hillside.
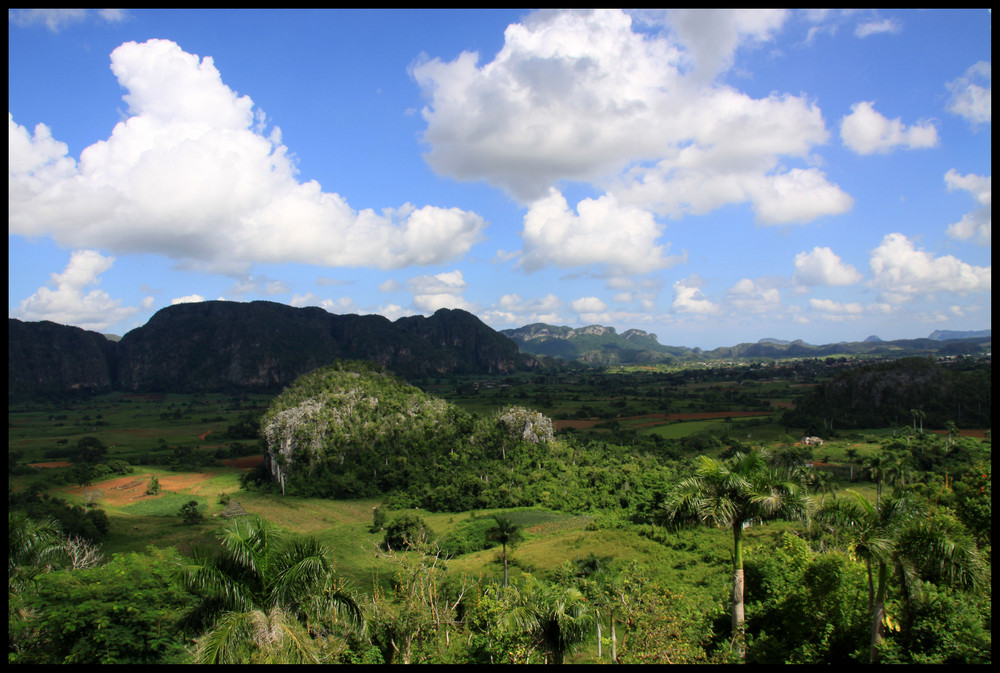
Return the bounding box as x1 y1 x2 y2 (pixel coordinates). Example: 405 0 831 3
782 357 991 432
249 361 675 514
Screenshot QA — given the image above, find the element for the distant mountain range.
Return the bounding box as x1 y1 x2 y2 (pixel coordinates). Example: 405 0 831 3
501 323 991 366
8 302 990 399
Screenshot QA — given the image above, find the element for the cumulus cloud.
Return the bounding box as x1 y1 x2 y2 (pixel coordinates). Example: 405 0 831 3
171 294 206 305
519 189 682 275
840 101 939 155
869 233 991 303
8 39 486 273
944 170 991 245
407 270 474 312
414 9 852 229
482 293 563 326
672 274 720 315
289 293 357 314
793 246 863 286
659 9 788 82
726 278 781 314
12 250 138 331
946 61 991 125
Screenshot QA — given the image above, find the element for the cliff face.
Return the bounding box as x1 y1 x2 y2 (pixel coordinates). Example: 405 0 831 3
9 301 538 398
114 301 345 392
8 319 118 399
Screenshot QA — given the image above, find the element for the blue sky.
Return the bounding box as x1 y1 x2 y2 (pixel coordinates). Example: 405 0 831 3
8 9 991 349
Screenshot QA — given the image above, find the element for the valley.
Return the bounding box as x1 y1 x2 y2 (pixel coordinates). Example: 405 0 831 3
8 351 991 664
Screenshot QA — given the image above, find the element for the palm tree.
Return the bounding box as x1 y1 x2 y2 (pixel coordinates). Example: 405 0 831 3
500 575 590 664
662 447 808 658
863 452 894 504
8 512 64 595
486 516 523 588
816 491 985 663
179 517 362 664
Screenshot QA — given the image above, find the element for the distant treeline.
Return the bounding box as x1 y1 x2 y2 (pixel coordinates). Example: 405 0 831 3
782 357 991 433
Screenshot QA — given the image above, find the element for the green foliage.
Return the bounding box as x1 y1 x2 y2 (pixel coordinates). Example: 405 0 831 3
438 517 499 557
784 357 991 431
10 546 196 664
9 490 110 542
178 517 361 664
179 500 204 525
145 474 161 496
382 511 434 551
742 532 869 663
951 460 991 550
878 579 991 664
369 504 387 533
74 435 108 464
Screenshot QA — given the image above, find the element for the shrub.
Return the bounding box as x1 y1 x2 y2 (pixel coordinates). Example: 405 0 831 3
382 511 433 551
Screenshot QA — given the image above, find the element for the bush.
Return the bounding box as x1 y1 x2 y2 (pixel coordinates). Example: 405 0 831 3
179 500 203 525
382 511 433 551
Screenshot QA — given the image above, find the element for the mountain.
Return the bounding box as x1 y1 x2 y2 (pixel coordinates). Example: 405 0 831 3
502 321 991 366
928 329 991 341
9 301 539 399
500 323 688 364
8 319 118 398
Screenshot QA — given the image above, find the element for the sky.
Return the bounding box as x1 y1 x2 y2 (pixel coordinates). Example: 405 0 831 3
8 9 991 349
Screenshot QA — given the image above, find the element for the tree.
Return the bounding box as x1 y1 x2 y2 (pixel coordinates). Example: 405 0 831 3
146 474 161 496
8 511 64 595
486 516 523 588
74 436 107 465
815 491 986 663
481 575 589 664
179 517 362 664
661 447 808 658
11 547 195 664
179 500 203 525
382 512 433 551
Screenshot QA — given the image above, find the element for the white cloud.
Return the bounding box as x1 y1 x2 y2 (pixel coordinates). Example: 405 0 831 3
520 188 682 275
414 9 851 228
946 61 991 125
726 278 781 313
571 296 608 314
793 246 863 286
854 18 901 38
289 293 357 314
672 274 720 315
869 233 991 303
407 270 474 312
12 249 138 331
660 9 788 81
840 101 938 155
809 298 864 314
8 39 486 273
483 293 563 326
944 170 991 245
171 294 206 305
8 9 126 32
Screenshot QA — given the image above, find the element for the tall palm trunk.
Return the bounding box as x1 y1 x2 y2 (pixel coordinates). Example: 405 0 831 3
731 524 746 659
869 562 889 663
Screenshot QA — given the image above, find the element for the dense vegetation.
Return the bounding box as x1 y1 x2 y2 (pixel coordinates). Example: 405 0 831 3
783 356 991 431
8 355 992 664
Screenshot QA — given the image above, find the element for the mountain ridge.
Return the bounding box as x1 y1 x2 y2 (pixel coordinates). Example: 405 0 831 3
8 301 540 399
501 322 991 365
8 305 990 399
